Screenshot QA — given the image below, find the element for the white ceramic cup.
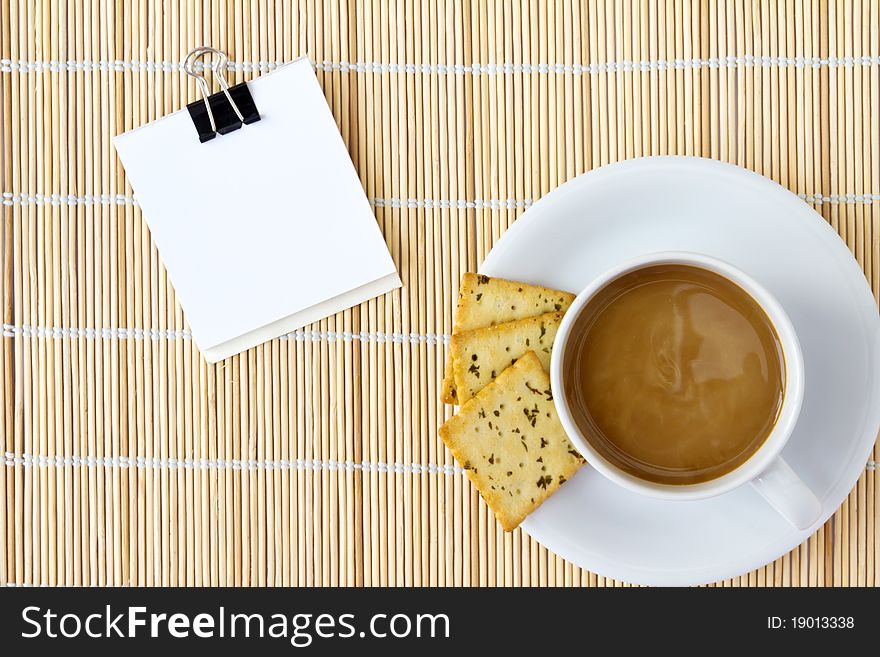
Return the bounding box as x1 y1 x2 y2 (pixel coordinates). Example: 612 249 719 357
550 251 822 530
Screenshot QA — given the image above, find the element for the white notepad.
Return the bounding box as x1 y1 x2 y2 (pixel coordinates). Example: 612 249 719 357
114 58 400 363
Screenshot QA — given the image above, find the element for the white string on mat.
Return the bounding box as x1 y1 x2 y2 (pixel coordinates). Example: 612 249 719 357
372 197 532 210
1 323 450 346
1 192 138 206
2 54 880 76
798 193 880 205
4 191 879 211
0 192 534 210
3 452 874 474
2 452 466 476
316 55 880 74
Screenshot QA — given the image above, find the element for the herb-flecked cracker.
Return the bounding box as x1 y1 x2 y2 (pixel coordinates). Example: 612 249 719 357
453 273 575 330
450 311 564 404
439 352 585 531
440 273 575 404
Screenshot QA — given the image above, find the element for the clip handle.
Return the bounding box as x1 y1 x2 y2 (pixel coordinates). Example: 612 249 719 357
184 47 260 142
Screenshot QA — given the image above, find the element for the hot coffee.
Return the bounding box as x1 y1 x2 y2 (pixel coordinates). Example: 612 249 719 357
562 264 785 485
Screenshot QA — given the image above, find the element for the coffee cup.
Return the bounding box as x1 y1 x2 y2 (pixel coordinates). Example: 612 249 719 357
550 251 822 529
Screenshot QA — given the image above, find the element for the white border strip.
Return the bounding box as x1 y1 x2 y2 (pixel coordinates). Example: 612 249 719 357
2 55 880 75
2 451 465 476
2 324 450 346
4 191 879 209
1 192 531 211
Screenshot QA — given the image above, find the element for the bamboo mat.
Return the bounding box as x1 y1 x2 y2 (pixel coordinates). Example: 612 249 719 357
1 0 878 588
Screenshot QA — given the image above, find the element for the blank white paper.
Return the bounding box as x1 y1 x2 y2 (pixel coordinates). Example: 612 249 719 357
113 58 401 362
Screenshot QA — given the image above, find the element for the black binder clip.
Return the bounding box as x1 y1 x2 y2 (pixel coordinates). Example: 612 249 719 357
184 46 261 143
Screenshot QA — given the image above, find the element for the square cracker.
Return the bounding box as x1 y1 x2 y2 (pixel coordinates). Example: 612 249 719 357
440 274 575 404
439 351 585 531
450 311 564 404
453 273 575 330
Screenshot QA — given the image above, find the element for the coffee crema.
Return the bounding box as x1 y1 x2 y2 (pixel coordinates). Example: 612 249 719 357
564 264 785 485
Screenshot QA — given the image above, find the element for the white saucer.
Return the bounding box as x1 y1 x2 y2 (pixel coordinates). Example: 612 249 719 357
480 157 880 586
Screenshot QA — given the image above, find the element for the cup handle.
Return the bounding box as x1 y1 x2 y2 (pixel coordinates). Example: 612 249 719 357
749 457 822 530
